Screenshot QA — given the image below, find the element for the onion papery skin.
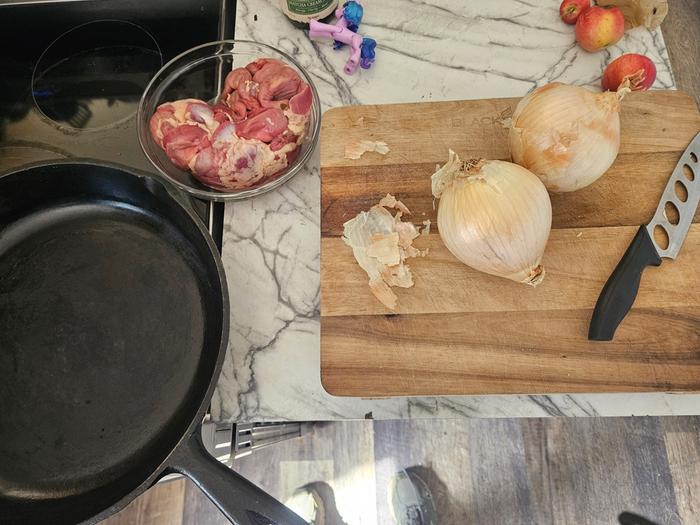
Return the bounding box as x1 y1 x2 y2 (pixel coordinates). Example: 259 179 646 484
509 82 626 193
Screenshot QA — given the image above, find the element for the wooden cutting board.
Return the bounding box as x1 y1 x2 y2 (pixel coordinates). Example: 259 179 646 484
320 91 700 397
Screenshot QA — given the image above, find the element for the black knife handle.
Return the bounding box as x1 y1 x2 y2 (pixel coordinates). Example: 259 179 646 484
588 226 662 341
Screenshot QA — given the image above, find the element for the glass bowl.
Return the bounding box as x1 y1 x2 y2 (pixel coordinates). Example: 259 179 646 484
137 40 320 201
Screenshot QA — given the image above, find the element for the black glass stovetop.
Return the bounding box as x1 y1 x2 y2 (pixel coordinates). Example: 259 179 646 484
0 0 234 238
0 0 233 175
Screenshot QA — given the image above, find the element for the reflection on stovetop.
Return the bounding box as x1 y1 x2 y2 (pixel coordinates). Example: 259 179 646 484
0 0 232 177
32 20 164 131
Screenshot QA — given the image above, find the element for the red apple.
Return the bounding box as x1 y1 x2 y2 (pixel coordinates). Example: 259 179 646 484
602 53 657 91
575 5 625 52
560 0 590 25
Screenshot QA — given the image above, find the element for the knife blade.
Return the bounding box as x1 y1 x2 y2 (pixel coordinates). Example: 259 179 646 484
588 131 700 341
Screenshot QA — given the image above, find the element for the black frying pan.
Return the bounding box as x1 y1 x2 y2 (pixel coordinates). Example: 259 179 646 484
0 161 306 525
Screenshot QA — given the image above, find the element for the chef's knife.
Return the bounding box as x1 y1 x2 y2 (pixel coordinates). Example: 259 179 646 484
589 131 700 341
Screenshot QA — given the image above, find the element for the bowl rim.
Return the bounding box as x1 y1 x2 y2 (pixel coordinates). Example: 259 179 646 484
137 39 321 202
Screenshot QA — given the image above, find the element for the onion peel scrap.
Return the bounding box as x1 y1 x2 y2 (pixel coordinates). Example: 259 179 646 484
342 194 428 310
344 140 390 160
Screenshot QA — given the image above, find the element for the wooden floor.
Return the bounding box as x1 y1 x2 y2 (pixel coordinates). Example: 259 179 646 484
102 417 700 525
663 0 700 107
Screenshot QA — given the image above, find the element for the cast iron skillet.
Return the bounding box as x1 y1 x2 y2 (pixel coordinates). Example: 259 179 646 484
0 160 306 525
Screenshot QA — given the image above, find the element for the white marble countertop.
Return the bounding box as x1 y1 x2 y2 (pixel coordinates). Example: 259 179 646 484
210 0 700 422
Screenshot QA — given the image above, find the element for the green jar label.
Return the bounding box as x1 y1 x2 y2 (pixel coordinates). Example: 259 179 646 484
286 0 335 15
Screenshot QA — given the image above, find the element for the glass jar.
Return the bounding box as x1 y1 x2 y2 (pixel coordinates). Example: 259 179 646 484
278 0 339 26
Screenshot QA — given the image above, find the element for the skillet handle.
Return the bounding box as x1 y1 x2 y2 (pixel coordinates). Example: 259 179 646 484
169 425 307 525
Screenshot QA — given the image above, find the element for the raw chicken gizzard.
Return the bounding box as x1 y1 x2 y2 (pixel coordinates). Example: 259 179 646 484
150 58 313 190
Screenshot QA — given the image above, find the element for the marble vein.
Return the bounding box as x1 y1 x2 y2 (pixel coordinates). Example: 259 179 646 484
211 0 694 422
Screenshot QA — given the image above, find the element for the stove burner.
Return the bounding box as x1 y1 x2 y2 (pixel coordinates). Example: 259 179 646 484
32 20 162 131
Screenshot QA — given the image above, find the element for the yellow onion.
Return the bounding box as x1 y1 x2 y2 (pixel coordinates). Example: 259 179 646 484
431 151 552 286
509 82 628 193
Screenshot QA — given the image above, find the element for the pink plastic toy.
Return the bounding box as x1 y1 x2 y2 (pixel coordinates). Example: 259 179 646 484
309 1 376 75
